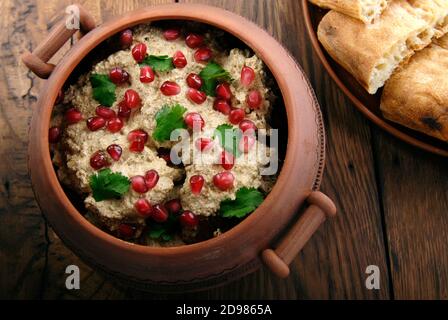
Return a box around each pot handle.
[21,4,95,79]
[261,191,336,278]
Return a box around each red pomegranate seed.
[190,175,205,195]
[220,150,235,170]
[213,172,234,191]
[160,81,181,96]
[184,112,205,130]
[48,126,62,144]
[187,88,207,104]
[213,99,231,115]
[144,169,159,189]
[128,129,148,143]
[173,51,187,68]
[118,223,136,238]
[180,211,199,228]
[106,144,122,161]
[246,90,263,109]
[65,108,83,124]
[239,134,256,153]
[241,66,255,87]
[118,102,131,120]
[229,108,245,125]
[119,29,133,48]
[163,28,181,41]
[185,33,204,48]
[106,117,124,133]
[134,198,153,217]
[131,175,149,193]
[194,47,213,62]
[215,83,232,101]
[129,138,145,153]
[140,66,155,83]
[124,89,141,109]
[55,89,64,104]
[86,116,106,131]
[90,151,110,170]
[132,43,147,62]
[165,199,182,215]
[186,73,203,89]
[239,119,257,133]
[96,106,116,119]
[151,204,169,223]
[195,138,213,151]
[109,67,129,85]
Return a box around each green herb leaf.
[90,74,116,107]
[220,187,264,218]
[152,104,187,142]
[89,168,130,202]
[199,62,232,96]
[214,124,241,157]
[147,214,177,242]
[141,55,174,72]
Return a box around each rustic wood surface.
[0,0,446,300]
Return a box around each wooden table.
[1,0,447,300]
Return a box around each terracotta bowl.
[22,3,336,292]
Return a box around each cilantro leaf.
[219,188,264,218]
[147,214,177,242]
[199,62,231,96]
[141,55,174,72]
[214,124,241,157]
[152,104,187,142]
[90,74,116,107]
[89,168,130,202]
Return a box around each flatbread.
[309,0,388,24]
[317,0,448,94]
[380,35,448,142]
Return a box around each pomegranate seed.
[195,138,213,152]
[106,144,122,161]
[134,198,152,217]
[151,204,169,223]
[48,126,62,143]
[128,129,148,143]
[118,223,136,238]
[239,119,257,133]
[129,138,145,153]
[185,33,204,48]
[213,99,231,115]
[165,199,182,215]
[229,108,245,125]
[96,106,116,119]
[194,47,213,62]
[124,89,141,109]
[86,116,106,131]
[90,151,110,170]
[140,66,155,83]
[241,66,255,87]
[132,43,147,62]
[173,51,187,68]
[216,83,232,101]
[119,29,133,48]
[246,90,263,109]
[239,134,256,153]
[187,88,207,104]
[190,175,205,195]
[180,211,199,228]
[184,112,205,130]
[131,175,149,193]
[109,67,129,85]
[213,172,234,191]
[163,28,181,41]
[106,117,124,133]
[220,151,235,170]
[65,108,83,124]
[144,169,159,189]
[160,81,181,96]
[118,102,131,120]
[186,73,203,89]
[55,89,64,104]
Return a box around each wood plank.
[372,129,448,299]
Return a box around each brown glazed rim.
[34,3,325,259]
[302,0,448,157]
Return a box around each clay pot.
[23,3,335,292]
